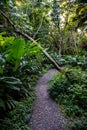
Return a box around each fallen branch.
[0,9,63,71]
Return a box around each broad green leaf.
[7,38,25,71]
[11,38,25,60]
[0,67,3,74]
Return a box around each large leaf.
[10,38,25,60]
[0,76,22,86]
[7,38,25,71]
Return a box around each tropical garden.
[0,0,87,130]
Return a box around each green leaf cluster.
[7,38,25,71]
[0,97,34,130]
[0,33,42,113]
[49,68,87,129]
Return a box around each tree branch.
[33,17,43,39]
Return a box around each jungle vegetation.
[0,0,87,130]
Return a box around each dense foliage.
[0,97,34,130]
[0,0,87,129]
[49,67,87,129]
[0,32,45,129]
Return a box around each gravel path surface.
[29,69,70,130]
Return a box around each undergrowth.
[49,67,87,130]
[0,33,52,130]
[50,52,87,69]
[0,97,34,130]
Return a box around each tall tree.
[51,0,63,55]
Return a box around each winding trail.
[29,69,70,130]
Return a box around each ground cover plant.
[49,67,87,130]
[50,52,87,67]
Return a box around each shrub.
[0,32,42,129]
[50,52,87,68]
[0,97,34,130]
[49,68,87,129]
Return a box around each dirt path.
[29,69,70,130]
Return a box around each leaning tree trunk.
[0,9,63,72]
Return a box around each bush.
[0,97,34,130]
[49,68,87,130]
[50,52,87,68]
[0,32,43,129]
